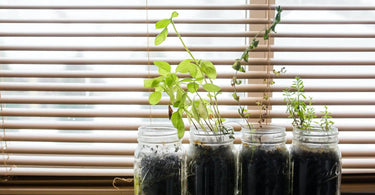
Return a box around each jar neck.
[241,125,286,144]
[189,125,234,145]
[138,125,180,144]
[292,126,339,145]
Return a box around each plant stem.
[170,21,197,63]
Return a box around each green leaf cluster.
[144,11,230,139]
[283,77,334,131]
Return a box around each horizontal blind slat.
[1,45,375,52]
[3,96,375,105]
[2,83,375,92]
[0,32,374,38]
[1,19,374,24]
[1,121,374,131]
[1,58,374,65]
[1,109,375,118]
[3,71,375,79]
[0,5,374,10]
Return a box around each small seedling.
[283,77,334,130]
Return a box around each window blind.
[0,0,375,193]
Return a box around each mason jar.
[291,127,341,195]
[187,125,236,195]
[238,125,290,195]
[134,125,186,195]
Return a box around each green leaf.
[195,69,204,82]
[176,59,197,77]
[165,73,177,87]
[154,61,171,75]
[155,19,170,29]
[252,39,259,47]
[232,60,241,71]
[178,93,187,108]
[144,76,163,88]
[171,111,185,139]
[201,61,217,79]
[263,29,270,40]
[232,93,240,101]
[187,82,199,93]
[203,83,221,92]
[198,101,208,119]
[180,78,193,83]
[155,28,168,46]
[191,100,200,121]
[241,51,249,63]
[171,11,179,18]
[144,79,154,88]
[149,92,161,105]
[239,66,246,73]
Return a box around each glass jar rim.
[189,125,234,144]
[293,126,339,144]
[138,124,180,143]
[293,126,339,136]
[241,125,286,144]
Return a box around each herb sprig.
[144,11,231,139]
[283,77,334,131]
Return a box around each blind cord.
[0,78,11,182]
[146,0,153,124]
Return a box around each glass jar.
[238,125,290,195]
[291,127,341,195]
[134,125,186,195]
[187,125,236,195]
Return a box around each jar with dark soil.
[187,126,236,195]
[134,125,186,195]
[291,127,341,195]
[238,125,290,195]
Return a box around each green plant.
[318,105,335,131]
[232,6,283,129]
[144,11,231,139]
[283,77,334,130]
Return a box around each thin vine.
[232,6,283,129]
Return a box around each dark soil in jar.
[138,154,183,195]
[291,148,341,195]
[239,145,290,195]
[187,143,236,195]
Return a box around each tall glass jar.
[134,125,186,195]
[291,127,341,195]
[238,125,290,195]
[187,126,236,195]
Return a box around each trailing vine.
[232,6,283,129]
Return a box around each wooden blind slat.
[3,96,375,105]
[0,32,375,38]
[0,5,374,10]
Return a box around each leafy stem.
[145,11,229,138]
[232,6,283,129]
